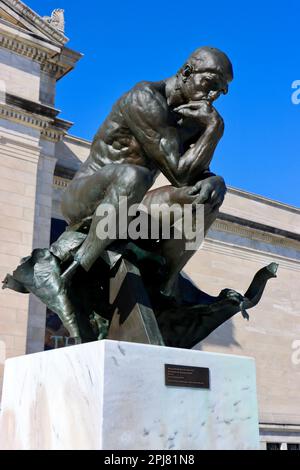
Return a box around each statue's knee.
[120,165,153,197]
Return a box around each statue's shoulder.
[122,80,167,112]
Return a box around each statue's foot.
[5,248,82,338]
[2,273,29,293]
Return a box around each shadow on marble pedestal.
[0,340,260,450]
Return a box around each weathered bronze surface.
[2,46,279,348]
[107,259,164,345]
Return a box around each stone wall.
[0,119,41,394]
[0,0,81,394]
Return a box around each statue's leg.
[61,164,154,276]
[3,248,81,340]
[142,185,220,297]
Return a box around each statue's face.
[181,70,229,104]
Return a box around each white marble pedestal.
[0,340,259,450]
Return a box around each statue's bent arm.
[121,85,223,187]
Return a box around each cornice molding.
[227,186,300,215]
[53,175,69,188]
[0,102,71,142]
[0,30,78,80]
[212,217,300,252]
[41,125,65,143]
[40,61,66,79]
[0,21,82,80]
[203,238,300,272]
[65,134,92,147]
[218,212,300,242]
[260,422,300,433]
[5,93,60,119]
[0,102,51,130]
[0,30,48,61]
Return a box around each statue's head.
[170,47,233,106]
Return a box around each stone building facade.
[0,0,299,450]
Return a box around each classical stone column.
[26,151,57,354]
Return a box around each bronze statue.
[3,47,278,347]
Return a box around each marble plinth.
[0,340,259,450]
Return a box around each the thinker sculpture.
[3,47,278,348]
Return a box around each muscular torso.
[74,81,202,181]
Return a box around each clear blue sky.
[28,0,300,207]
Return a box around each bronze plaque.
[165,364,210,389]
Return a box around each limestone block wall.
[0,48,40,102]
[188,240,300,427]
[55,134,91,172]
[0,118,41,393]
